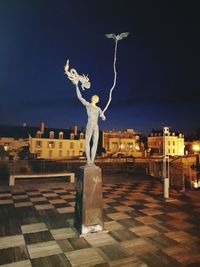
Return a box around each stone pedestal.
[74,165,103,234]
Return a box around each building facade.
[102,129,143,157]
[29,124,85,160]
[148,130,184,156]
[0,123,85,160]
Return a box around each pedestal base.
[74,164,103,235]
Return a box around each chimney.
[74,125,78,136]
[40,122,45,134]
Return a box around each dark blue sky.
[0,0,199,135]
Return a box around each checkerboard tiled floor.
[0,177,200,266]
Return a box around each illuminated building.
[148,130,184,156]
[29,123,85,159]
[102,129,143,157]
[0,123,85,160]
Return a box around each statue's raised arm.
[75,85,89,106]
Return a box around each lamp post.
[192,144,200,154]
[163,127,170,199]
[3,143,10,160]
[4,144,9,152]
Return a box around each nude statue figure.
[76,86,106,165]
[65,60,105,165]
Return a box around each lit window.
[80,142,83,149]
[48,141,55,148]
[59,142,62,149]
[72,150,75,156]
[49,150,52,158]
[37,150,42,157]
[70,142,74,149]
[127,143,133,149]
[120,143,126,149]
[59,150,62,157]
[36,140,42,147]
[112,142,118,149]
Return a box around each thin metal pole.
[163,127,169,199]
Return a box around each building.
[29,123,85,160]
[0,125,30,159]
[148,129,184,156]
[102,129,143,157]
[0,123,85,160]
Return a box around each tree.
[18,146,30,160]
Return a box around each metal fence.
[0,160,73,178]
[147,160,199,189]
[0,159,148,179]
[2,159,198,189]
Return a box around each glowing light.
[135,144,140,150]
[4,144,9,151]
[120,144,124,149]
[192,144,200,152]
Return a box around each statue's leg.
[91,126,99,163]
[85,124,93,164]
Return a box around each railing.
[147,159,199,189]
[6,160,73,175]
[0,159,148,179]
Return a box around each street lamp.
[163,127,170,199]
[4,143,9,152]
[192,144,200,153]
[3,143,10,160]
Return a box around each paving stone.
[0,177,200,266]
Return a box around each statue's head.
[91,95,99,104]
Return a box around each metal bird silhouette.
[105,32,130,41]
[103,31,129,114]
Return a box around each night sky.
[0,0,199,135]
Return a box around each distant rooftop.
[0,124,84,140]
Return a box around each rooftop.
[0,125,83,140]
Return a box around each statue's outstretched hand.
[64,60,79,86]
[71,78,79,86]
[64,61,70,75]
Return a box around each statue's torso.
[86,104,100,124]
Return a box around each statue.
[64,32,129,165]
